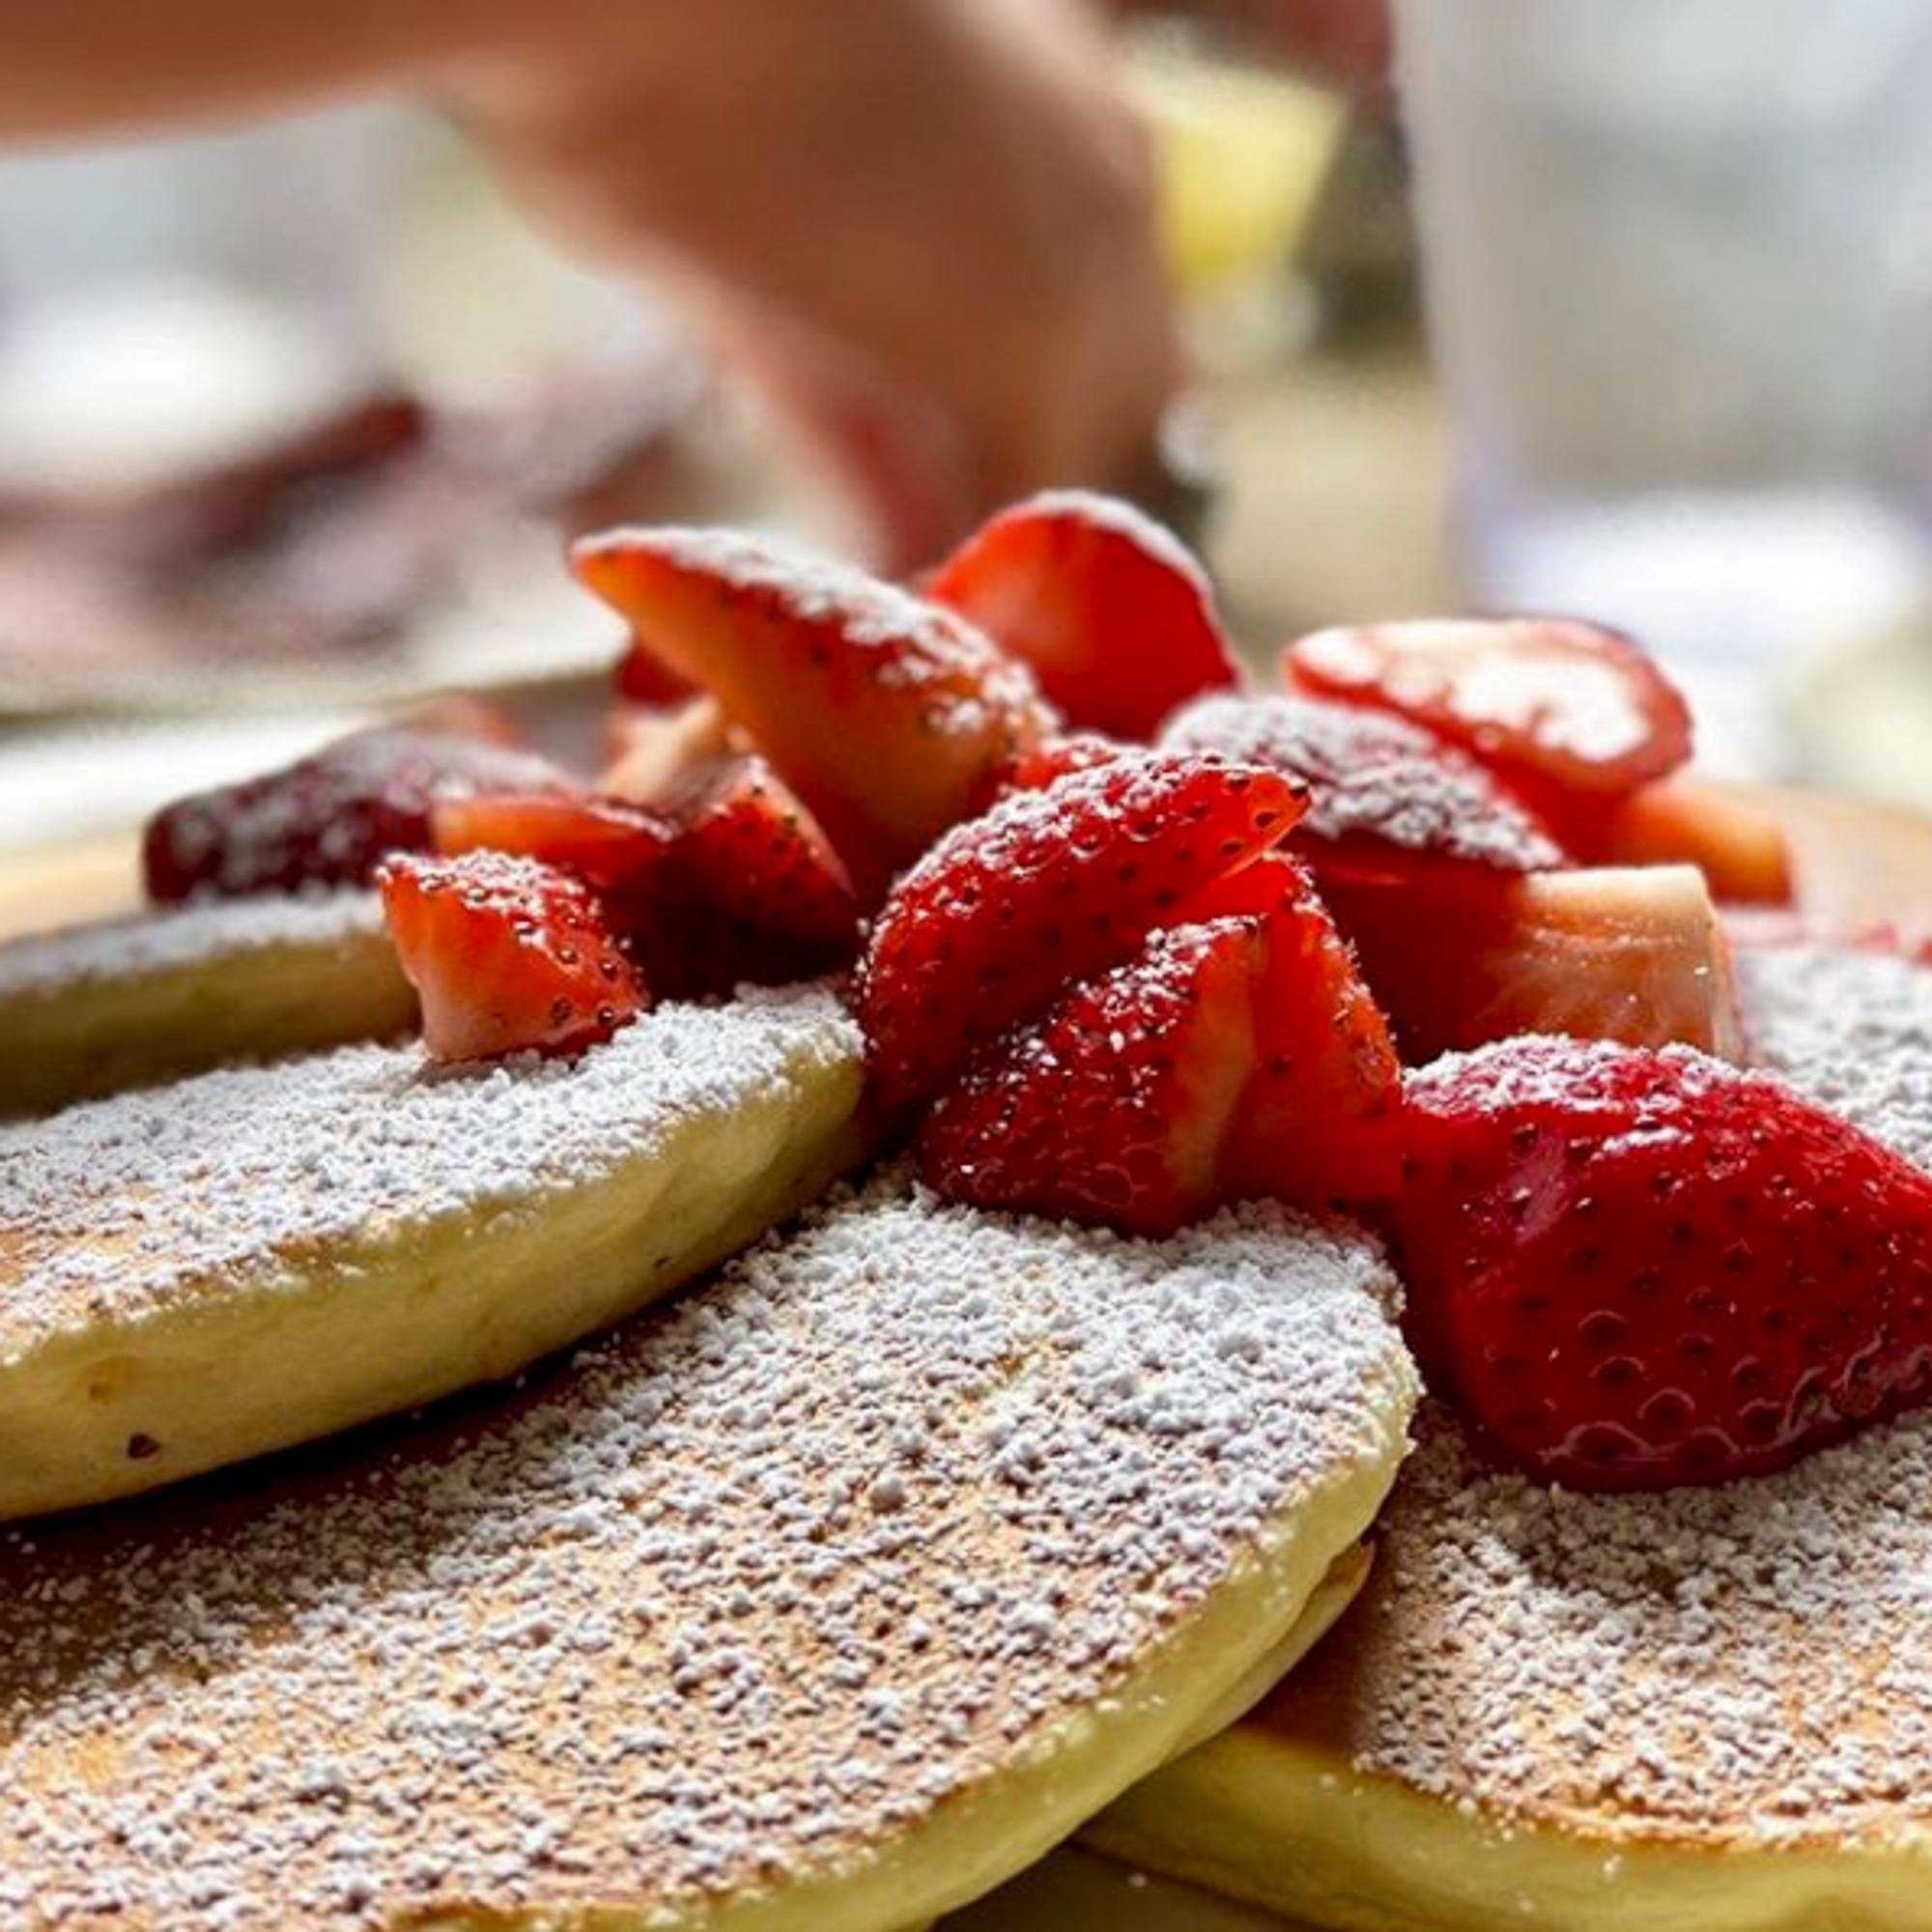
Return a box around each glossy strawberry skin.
[926,491,1242,741]
[918,918,1264,1236]
[1184,854,1404,1208]
[145,726,567,903]
[1164,693,1571,885]
[1395,1037,1932,1491]
[970,731,1126,814]
[858,753,1305,1117]
[380,851,648,1064]
[1284,615,1692,798]
[432,792,673,894]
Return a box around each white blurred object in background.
[1396,0,1932,774]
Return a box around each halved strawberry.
[969,730,1127,813]
[1324,863,1744,1065]
[1164,692,1571,882]
[858,752,1304,1116]
[1587,778,1794,905]
[380,851,648,1064]
[144,726,571,903]
[925,491,1242,740]
[1395,1037,1932,1490]
[1187,854,1404,1207]
[918,918,1264,1236]
[431,791,672,893]
[572,527,1054,895]
[1285,616,1692,798]
[659,753,860,960]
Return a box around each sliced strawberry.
[1394,1037,1932,1491]
[614,632,698,708]
[918,918,1264,1236]
[659,752,860,960]
[380,851,648,1064]
[601,696,737,808]
[859,752,1304,1115]
[144,726,571,903]
[1323,864,1745,1065]
[1163,693,1571,884]
[972,731,1128,813]
[1587,778,1794,905]
[1187,854,1404,1208]
[572,527,1054,895]
[925,491,1242,740]
[431,791,672,894]
[1285,616,1692,798]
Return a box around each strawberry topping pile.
[1394,1036,1932,1492]
[860,751,1402,1234]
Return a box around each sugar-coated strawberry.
[859,752,1304,1116]
[918,918,1264,1236]
[970,730,1127,813]
[1322,863,1745,1065]
[659,753,860,959]
[1164,693,1570,883]
[1394,1037,1932,1491]
[1587,778,1794,904]
[1285,616,1692,799]
[572,526,1054,895]
[432,792,672,893]
[1186,854,1404,1207]
[925,491,1242,740]
[145,726,568,903]
[380,851,648,1064]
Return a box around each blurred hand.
[450,0,1180,571]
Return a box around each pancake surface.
[0,892,413,1117]
[0,985,864,1517]
[0,1176,1414,1930]
[1095,940,1932,1931]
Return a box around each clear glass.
[1395,0,1932,689]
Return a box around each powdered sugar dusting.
[1276,942,1932,1848]
[1164,693,1567,872]
[1012,491,1216,601]
[0,985,858,1358]
[0,891,384,1004]
[0,1178,1410,1927]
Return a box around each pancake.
[0,985,864,1519]
[1092,939,1932,1931]
[0,892,414,1118]
[0,1175,1416,1929]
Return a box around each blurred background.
[3,0,1931,909]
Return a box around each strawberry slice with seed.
[918,918,1264,1236]
[573,526,1054,895]
[380,851,648,1064]
[1395,1036,1932,1491]
[926,491,1241,741]
[431,792,673,894]
[859,752,1304,1115]
[1285,615,1692,798]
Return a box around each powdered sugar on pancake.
[0,891,384,1003]
[1299,942,1932,1847]
[0,1177,1411,1927]
[0,985,858,1356]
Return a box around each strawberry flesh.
[380,851,648,1064]
[858,752,1305,1116]
[1164,693,1570,883]
[1285,616,1692,798]
[145,725,568,903]
[1586,778,1794,905]
[573,527,1054,896]
[918,918,1264,1236]
[926,491,1241,741]
[432,792,672,894]
[1394,1037,1932,1491]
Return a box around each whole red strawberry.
[858,752,1305,1116]
[918,918,1264,1236]
[381,851,648,1064]
[145,726,567,903]
[1395,1037,1932,1491]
